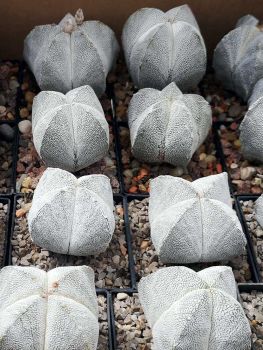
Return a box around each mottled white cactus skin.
[122,5,206,91]
[24,10,119,96]
[240,81,263,162]
[28,168,115,256]
[0,265,99,350]
[255,194,263,228]
[213,14,263,101]
[128,82,212,166]
[149,172,246,263]
[138,266,251,350]
[32,85,109,172]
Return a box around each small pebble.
[18,120,32,134]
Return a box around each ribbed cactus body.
[149,173,246,263]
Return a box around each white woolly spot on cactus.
[27,168,115,256]
[122,4,206,90]
[0,266,99,349]
[63,18,77,33]
[148,172,247,263]
[138,265,251,350]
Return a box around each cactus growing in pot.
[128,82,212,167]
[0,265,99,349]
[32,85,109,172]
[24,9,119,96]
[28,168,115,256]
[213,14,263,101]
[149,172,246,263]
[122,4,206,91]
[138,265,251,350]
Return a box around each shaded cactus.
[122,4,206,91]
[32,85,109,172]
[0,265,99,349]
[149,173,246,263]
[128,82,211,166]
[213,14,263,101]
[240,80,263,162]
[138,265,251,350]
[24,9,119,96]
[28,168,115,256]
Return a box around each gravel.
[121,126,222,194]
[241,291,263,350]
[11,196,130,288]
[98,294,109,350]
[128,198,252,283]
[0,138,13,193]
[114,293,152,349]
[0,61,19,121]
[0,201,8,266]
[241,199,263,280]
[200,73,247,123]
[219,124,263,194]
[112,60,134,122]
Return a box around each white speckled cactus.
[149,172,246,263]
[28,168,115,256]
[128,82,212,166]
[240,80,263,162]
[0,265,99,350]
[138,266,251,350]
[24,9,119,96]
[255,194,263,228]
[122,4,206,91]
[213,14,263,101]
[32,85,109,172]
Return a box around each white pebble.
[18,120,32,134]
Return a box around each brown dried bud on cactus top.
[75,8,84,25]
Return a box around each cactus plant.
[240,80,263,162]
[213,14,263,101]
[0,265,99,349]
[32,85,109,172]
[149,172,246,263]
[24,9,119,96]
[138,265,251,350]
[255,194,263,228]
[128,82,212,166]
[28,168,115,256]
[122,4,206,91]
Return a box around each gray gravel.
[128,198,252,283]
[114,293,153,349]
[98,294,109,350]
[241,200,263,280]
[241,291,263,350]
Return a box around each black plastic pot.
[0,195,12,267]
